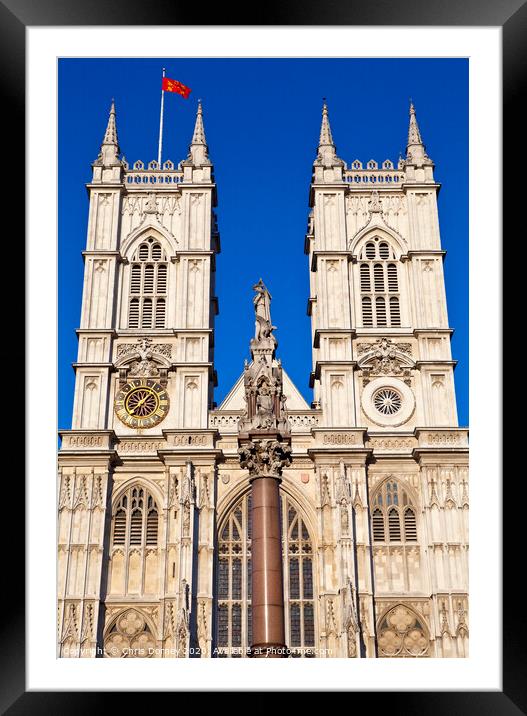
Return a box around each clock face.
[114,378,169,429]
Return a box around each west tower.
[305,102,468,657]
[58,101,220,657]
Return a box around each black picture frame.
[5,0,513,710]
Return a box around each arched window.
[374,264,384,292]
[112,486,159,549]
[360,264,371,292]
[389,297,401,326]
[216,491,316,658]
[376,297,387,326]
[362,297,373,326]
[371,479,418,543]
[128,238,168,328]
[358,238,402,327]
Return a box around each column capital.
[237,433,292,481]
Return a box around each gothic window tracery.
[359,239,401,327]
[371,479,417,543]
[128,238,168,328]
[377,605,429,657]
[216,491,315,657]
[104,609,156,657]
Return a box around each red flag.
[162,77,191,98]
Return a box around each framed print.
[3,0,515,709]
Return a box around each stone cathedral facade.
[58,99,469,659]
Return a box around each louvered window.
[128,298,139,328]
[390,297,401,326]
[113,509,126,545]
[360,264,371,292]
[374,264,384,292]
[372,508,385,542]
[128,238,169,329]
[142,298,152,328]
[387,263,398,292]
[130,509,142,544]
[111,486,159,549]
[144,265,154,293]
[376,297,387,326]
[130,265,141,293]
[146,509,158,545]
[371,480,418,544]
[358,238,402,327]
[157,265,167,293]
[155,299,166,328]
[362,297,373,326]
[388,508,401,541]
[379,242,390,259]
[404,508,417,541]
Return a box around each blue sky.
[58,58,468,428]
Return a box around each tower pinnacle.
[191,100,207,145]
[405,101,431,167]
[97,100,120,167]
[408,102,422,144]
[314,100,344,168]
[185,100,211,166]
[319,100,334,147]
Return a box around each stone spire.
[319,101,334,146]
[97,100,121,167]
[186,100,211,166]
[405,101,431,167]
[192,100,207,145]
[314,100,344,169]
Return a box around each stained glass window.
[216,491,315,657]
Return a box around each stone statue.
[254,383,274,429]
[253,279,276,341]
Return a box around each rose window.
[373,388,402,415]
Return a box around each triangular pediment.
[217,365,310,411]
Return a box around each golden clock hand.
[129,395,148,415]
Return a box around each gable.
[217,365,310,411]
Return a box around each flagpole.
[157,68,166,166]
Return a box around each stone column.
[238,435,291,658]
